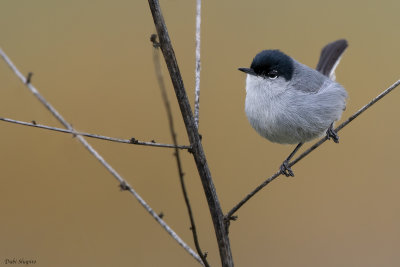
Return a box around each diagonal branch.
[152,38,209,267]
[225,79,400,222]
[291,79,400,165]
[0,47,203,264]
[147,1,234,266]
[0,117,189,149]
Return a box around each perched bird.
[239,39,348,177]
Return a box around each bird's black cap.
[239,50,294,81]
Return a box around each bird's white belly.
[245,93,327,144]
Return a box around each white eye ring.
[267,71,278,79]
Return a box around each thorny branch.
[0,47,203,264]
[225,79,400,225]
[152,35,209,267]
[0,117,190,150]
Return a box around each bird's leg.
[280,142,303,177]
[326,123,339,143]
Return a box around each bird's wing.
[288,58,329,94]
[316,39,348,80]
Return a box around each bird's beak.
[238,67,256,75]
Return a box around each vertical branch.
[194,0,202,128]
[0,48,204,265]
[147,1,234,266]
[152,38,209,267]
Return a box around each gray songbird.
[239,39,348,177]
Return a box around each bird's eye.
[267,70,278,79]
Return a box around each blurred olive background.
[1,0,400,266]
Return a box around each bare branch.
[0,117,190,150]
[225,79,400,222]
[147,1,234,266]
[194,0,202,128]
[152,38,209,267]
[0,47,203,264]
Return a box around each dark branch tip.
[26,72,33,84]
[230,215,238,221]
[150,33,160,48]
[31,120,37,125]
[224,215,238,222]
[158,212,164,219]
[151,139,156,143]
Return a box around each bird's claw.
[280,160,294,177]
[326,124,339,143]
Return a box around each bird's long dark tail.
[316,39,348,78]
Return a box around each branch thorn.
[119,181,130,191]
[130,137,139,144]
[150,34,160,48]
[26,72,33,84]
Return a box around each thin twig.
[0,47,203,264]
[147,1,234,266]
[152,37,209,267]
[225,79,400,222]
[194,0,202,128]
[0,117,190,149]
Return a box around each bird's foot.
[326,123,339,143]
[280,160,294,177]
